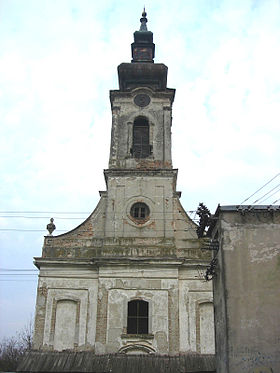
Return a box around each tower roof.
[139,8,148,31]
[118,10,169,91]
[131,9,155,63]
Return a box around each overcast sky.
[1,0,280,339]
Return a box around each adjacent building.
[209,205,280,373]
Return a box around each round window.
[130,202,150,221]
[134,94,151,107]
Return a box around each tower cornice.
[104,168,178,188]
[110,86,175,107]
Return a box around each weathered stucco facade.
[32,12,214,357]
[210,205,280,373]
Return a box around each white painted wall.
[54,300,77,351]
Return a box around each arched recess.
[131,116,151,158]
[53,299,79,351]
[196,300,215,354]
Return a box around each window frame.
[131,116,151,159]
[127,299,149,335]
[130,202,150,222]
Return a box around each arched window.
[127,300,148,334]
[132,117,150,158]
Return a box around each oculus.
[134,94,151,107]
[130,202,150,221]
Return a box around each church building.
[32,11,214,356]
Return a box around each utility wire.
[0,212,197,216]
[257,187,280,204]
[240,172,280,205]
[0,228,197,232]
[0,211,91,214]
[0,216,199,233]
[0,229,66,232]
[0,268,37,271]
[0,216,86,220]
[252,183,280,204]
[0,279,37,282]
[0,273,38,276]
[0,210,197,215]
[0,216,199,222]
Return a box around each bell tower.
[109,9,174,170]
[104,11,177,241]
[32,11,214,358]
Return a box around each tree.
[0,318,33,371]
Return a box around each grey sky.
[1,0,280,338]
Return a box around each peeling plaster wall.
[109,88,173,170]
[33,261,214,354]
[213,209,280,373]
[33,267,98,351]
[32,82,215,356]
[179,268,214,354]
[33,188,214,354]
[105,173,175,239]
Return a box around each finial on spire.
[131,8,155,63]
[140,7,148,31]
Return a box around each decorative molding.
[119,342,155,354]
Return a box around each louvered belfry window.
[132,117,150,158]
[127,300,149,334]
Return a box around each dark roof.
[216,205,280,212]
[17,351,216,373]
[117,63,168,91]
[207,204,280,236]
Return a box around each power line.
[0,210,197,215]
[240,172,280,205]
[0,229,66,232]
[0,272,59,274]
[0,279,37,282]
[0,216,198,223]
[0,212,197,217]
[0,216,86,220]
[0,211,91,214]
[252,183,280,204]
[0,268,37,271]
[257,187,280,204]
[0,228,197,233]
[0,216,198,233]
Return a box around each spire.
[139,8,148,31]
[131,9,155,63]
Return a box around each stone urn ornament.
[46,218,56,236]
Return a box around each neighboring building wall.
[212,206,280,373]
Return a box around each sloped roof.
[17,351,216,373]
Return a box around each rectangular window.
[127,300,148,334]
